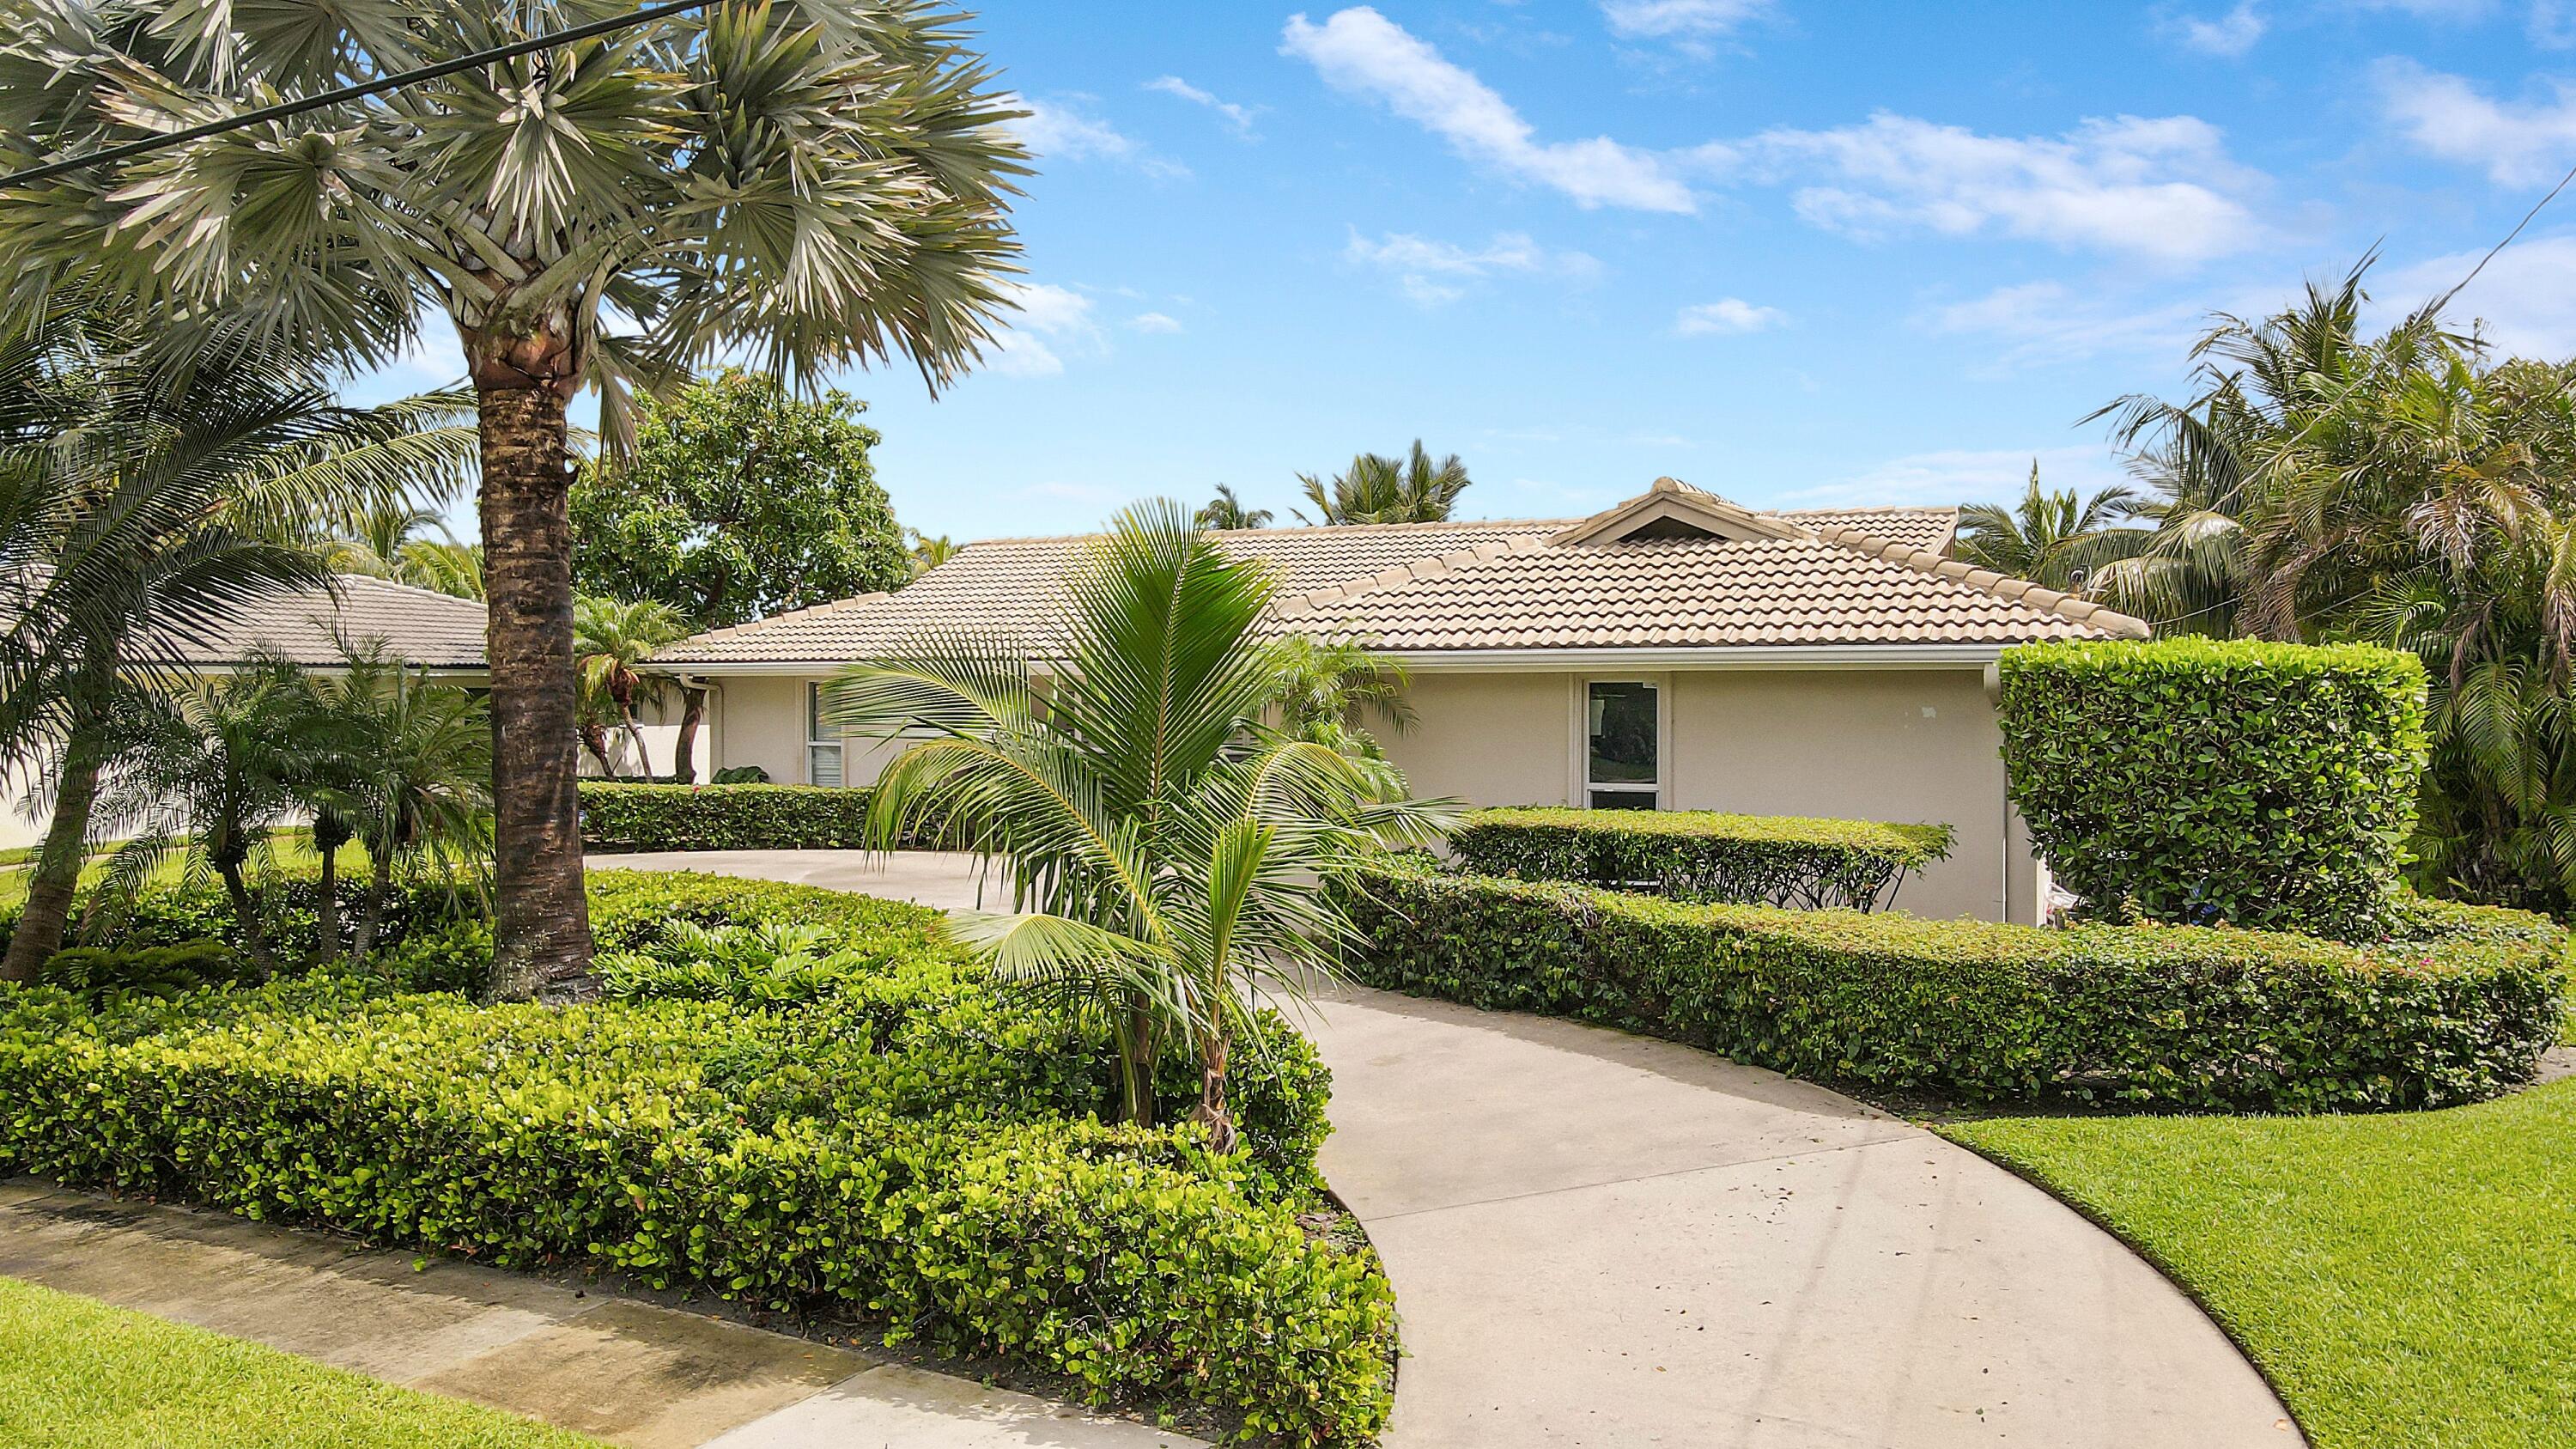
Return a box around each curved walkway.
[595,851,2301,1449]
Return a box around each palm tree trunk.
[1194,1028,1235,1154]
[1118,997,1158,1128]
[0,721,108,982]
[313,817,348,959]
[355,843,394,957]
[671,685,706,783]
[216,851,270,971]
[580,721,620,778]
[474,377,597,1004]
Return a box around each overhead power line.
[2,0,715,188]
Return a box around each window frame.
[806,680,845,787]
[1573,676,1668,810]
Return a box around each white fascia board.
[1384,645,2008,672]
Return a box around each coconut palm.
[1195,484,1272,530]
[835,502,1448,1148]
[1953,463,2143,593]
[574,596,687,778]
[1294,441,1472,524]
[0,309,478,981]
[2,0,1030,1001]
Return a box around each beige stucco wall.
[710,663,2043,923]
[1379,667,2040,922]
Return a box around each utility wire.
[2,0,715,188]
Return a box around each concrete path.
[595,851,2304,1449]
[0,1182,1200,1449]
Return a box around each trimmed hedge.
[579,781,878,852]
[1334,860,2567,1111]
[1449,807,1954,911]
[1997,639,2430,938]
[0,872,1383,1443]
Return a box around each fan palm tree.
[575,596,687,778]
[835,502,1448,1148]
[1195,483,1272,530]
[1953,463,2143,593]
[2,0,1030,1001]
[1294,441,1473,524]
[0,310,478,981]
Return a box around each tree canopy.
[572,370,909,631]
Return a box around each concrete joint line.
[1363,1128,1921,1223]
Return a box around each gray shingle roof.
[655,492,2136,666]
[164,575,487,668]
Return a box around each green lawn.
[1943,1081,2576,1449]
[0,1276,602,1449]
[0,834,369,907]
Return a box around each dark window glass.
[1587,681,1658,795]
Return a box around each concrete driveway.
[591,851,2302,1449]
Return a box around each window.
[1585,680,1659,810]
[806,682,843,787]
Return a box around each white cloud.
[1344,228,1602,306]
[2376,60,2576,185]
[1925,280,2208,366]
[1719,112,2267,263]
[1599,0,1771,39]
[2537,0,2576,46]
[2162,2,2266,56]
[1145,75,1258,137]
[988,283,1105,379]
[1009,95,1189,179]
[1784,445,2128,509]
[1127,311,1185,333]
[1281,7,1695,212]
[1674,298,1789,335]
[2381,234,2576,358]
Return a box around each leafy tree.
[1295,441,1472,524]
[2089,255,2576,911]
[574,370,911,781]
[836,502,1447,1146]
[0,312,476,982]
[5,1,1030,1002]
[574,596,688,779]
[1196,484,1272,530]
[1953,463,2143,592]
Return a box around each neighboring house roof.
[167,575,488,669]
[656,482,2137,667]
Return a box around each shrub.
[0,985,1392,1442]
[578,781,878,852]
[710,764,769,784]
[1334,860,2566,1111]
[1997,638,2430,938]
[1449,807,1954,911]
[34,941,246,1002]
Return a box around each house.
[653,479,2150,922]
[0,575,495,849]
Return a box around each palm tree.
[3,1,1030,1001]
[1196,484,1272,530]
[327,498,453,576]
[1267,636,1414,761]
[574,597,687,779]
[1953,463,2143,593]
[0,311,478,981]
[336,655,493,957]
[835,502,1448,1147]
[1294,441,1473,524]
[906,527,962,577]
[394,540,487,600]
[108,664,312,966]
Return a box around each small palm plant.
[835,502,1448,1148]
[319,647,494,956]
[575,597,688,778]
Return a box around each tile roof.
[657,491,2136,665]
[162,575,488,668]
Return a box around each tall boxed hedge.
[1997,639,2428,938]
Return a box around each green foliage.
[1450,807,1954,911]
[1293,441,1472,524]
[1997,638,2429,937]
[0,870,1378,1441]
[1334,860,2566,1111]
[571,372,910,632]
[578,782,879,852]
[710,765,769,785]
[34,941,246,1002]
[1952,461,2144,591]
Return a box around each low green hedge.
[578,781,878,852]
[1334,860,2567,1111]
[0,872,1381,1442]
[1449,807,1954,911]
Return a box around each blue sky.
[385,0,2576,542]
